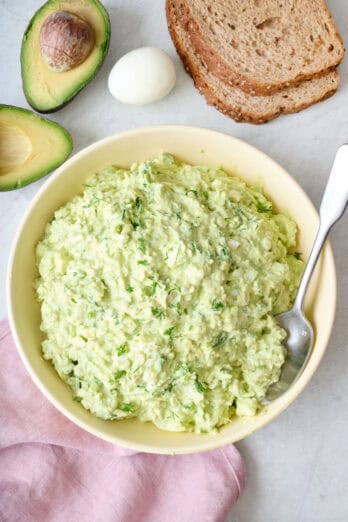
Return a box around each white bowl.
[7,126,336,454]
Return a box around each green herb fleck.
[138,238,146,254]
[186,189,198,197]
[114,370,127,380]
[256,201,273,213]
[183,307,188,315]
[191,241,203,254]
[212,299,224,311]
[173,205,182,220]
[88,194,100,207]
[120,208,127,221]
[202,191,209,200]
[179,362,191,374]
[218,244,231,258]
[135,197,143,214]
[112,311,120,325]
[126,285,134,293]
[131,219,145,230]
[164,326,175,338]
[213,330,229,348]
[145,281,157,297]
[137,260,149,266]
[73,396,82,402]
[152,307,164,319]
[121,403,134,413]
[163,382,173,393]
[117,344,128,356]
[195,379,206,393]
[294,252,302,260]
[142,162,151,174]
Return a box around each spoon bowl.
[262,309,313,403]
[263,144,348,403]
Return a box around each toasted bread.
[172,0,344,95]
[167,0,340,123]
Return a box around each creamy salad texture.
[35,153,304,433]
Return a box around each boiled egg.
[108,47,176,105]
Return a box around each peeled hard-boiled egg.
[108,47,176,105]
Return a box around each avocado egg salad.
[35,153,304,433]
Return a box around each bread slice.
[172,0,344,96]
[166,0,340,124]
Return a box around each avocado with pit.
[0,105,73,191]
[21,0,110,113]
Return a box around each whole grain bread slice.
[172,0,344,96]
[166,0,340,124]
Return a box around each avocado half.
[0,105,73,191]
[21,0,110,113]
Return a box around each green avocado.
[21,0,110,113]
[0,105,72,191]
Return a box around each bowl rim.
[6,125,337,454]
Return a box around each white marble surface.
[1,1,348,520]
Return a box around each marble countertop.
[1,1,347,520]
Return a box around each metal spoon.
[263,144,348,403]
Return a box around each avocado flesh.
[0,105,73,191]
[21,0,110,113]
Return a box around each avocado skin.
[0,104,73,191]
[21,0,111,113]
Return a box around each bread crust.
[172,0,344,96]
[166,0,339,124]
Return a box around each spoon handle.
[294,144,348,311]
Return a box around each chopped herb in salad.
[35,153,304,433]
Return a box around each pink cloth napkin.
[0,318,245,522]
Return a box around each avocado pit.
[21,0,111,112]
[39,10,95,72]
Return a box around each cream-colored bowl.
[7,126,336,454]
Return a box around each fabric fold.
[0,319,245,522]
